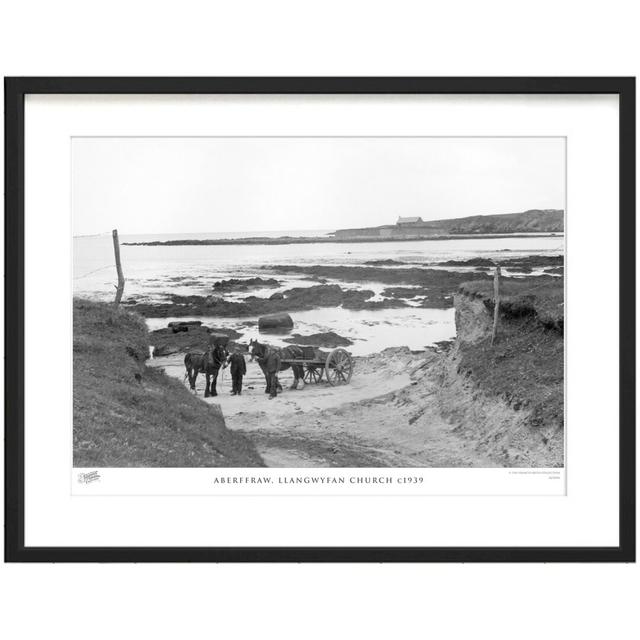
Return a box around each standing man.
[228,348,247,395]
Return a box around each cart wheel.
[325,348,353,386]
[304,364,323,384]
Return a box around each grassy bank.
[73,299,264,467]
[459,277,563,331]
[456,279,564,437]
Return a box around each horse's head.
[249,338,264,361]
[215,343,227,363]
[205,342,227,367]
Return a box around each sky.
[72,137,565,236]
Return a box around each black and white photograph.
[2,2,638,635]
[4,74,634,568]
[73,136,565,470]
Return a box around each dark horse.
[184,343,228,397]
[249,339,305,398]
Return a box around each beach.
[74,230,564,468]
[149,344,508,467]
[74,231,563,354]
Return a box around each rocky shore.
[150,278,563,467]
[123,256,562,320]
[98,241,565,468]
[142,270,563,468]
[126,283,409,317]
[437,254,564,273]
[212,277,281,291]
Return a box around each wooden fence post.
[491,265,501,345]
[112,229,125,305]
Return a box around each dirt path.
[150,348,497,468]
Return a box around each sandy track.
[150,348,497,467]
[150,351,413,416]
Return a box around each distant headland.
[123,209,564,246]
[332,209,563,239]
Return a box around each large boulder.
[208,332,230,346]
[213,277,281,291]
[168,320,202,333]
[258,312,293,331]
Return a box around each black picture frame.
[4,77,636,563]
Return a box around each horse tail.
[183,353,192,382]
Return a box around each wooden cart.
[280,347,354,386]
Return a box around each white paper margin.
[24,94,618,547]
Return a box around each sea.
[73,230,564,356]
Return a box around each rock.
[432,340,454,352]
[364,259,406,266]
[154,344,181,356]
[438,257,496,267]
[206,326,243,340]
[510,266,533,273]
[128,281,415,318]
[383,286,426,298]
[209,332,230,346]
[269,291,285,300]
[213,277,281,291]
[168,320,202,333]
[258,312,294,330]
[437,255,563,271]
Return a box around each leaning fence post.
[491,265,501,345]
[112,229,125,306]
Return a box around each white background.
[1,1,638,639]
[26,95,603,547]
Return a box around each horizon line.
[73,207,565,238]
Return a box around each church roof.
[397,216,423,224]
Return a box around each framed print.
[4,77,635,562]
